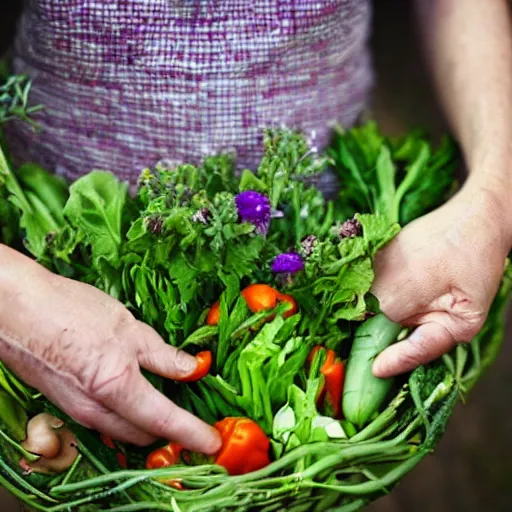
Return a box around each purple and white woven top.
[7,0,373,184]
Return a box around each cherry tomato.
[206,284,298,327]
[276,292,298,319]
[100,434,116,450]
[116,453,128,469]
[206,301,221,326]
[307,346,345,418]
[145,443,183,470]
[241,284,279,313]
[178,351,212,383]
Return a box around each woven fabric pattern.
[6,0,373,183]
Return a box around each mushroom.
[19,413,79,474]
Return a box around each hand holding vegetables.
[372,184,512,378]
[0,245,221,454]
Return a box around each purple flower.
[339,218,362,239]
[300,235,318,257]
[272,252,305,274]
[146,215,164,235]
[191,208,211,225]
[235,190,271,234]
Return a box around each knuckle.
[113,309,140,339]
[449,312,486,343]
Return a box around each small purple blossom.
[191,208,211,225]
[339,218,362,239]
[300,235,318,257]
[235,190,271,234]
[146,215,164,235]
[272,252,305,274]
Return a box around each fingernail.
[405,330,422,344]
[208,428,223,454]
[176,350,198,375]
[372,357,385,377]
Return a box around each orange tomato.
[307,346,345,418]
[241,284,279,313]
[178,351,212,383]
[116,453,128,469]
[276,292,298,319]
[100,434,116,450]
[206,302,221,326]
[145,443,183,470]
[214,417,270,476]
[206,285,298,327]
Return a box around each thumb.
[372,322,456,378]
[135,321,198,379]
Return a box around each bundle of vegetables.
[0,73,511,512]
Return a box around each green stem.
[102,504,180,512]
[330,499,369,512]
[72,440,135,505]
[59,453,82,487]
[0,427,39,462]
[48,475,151,512]
[302,451,425,496]
[0,472,49,511]
[51,466,224,496]
[349,386,409,443]
[0,453,58,504]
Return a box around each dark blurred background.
[1,1,512,511]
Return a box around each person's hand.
[371,183,511,378]
[0,246,221,454]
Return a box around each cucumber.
[342,314,403,428]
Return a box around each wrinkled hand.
[0,246,221,454]
[372,184,511,378]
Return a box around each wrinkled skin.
[0,246,221,453]
[372,184,511,377]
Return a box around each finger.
[101,371,221,455]
[135,321,198,380]
[44,387,157,446]
[372,322,456,378]
[88,408,158,447]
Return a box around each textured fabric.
[6,0,373,184]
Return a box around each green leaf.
[391,141,430,224]
[180,326,218,350]
[17,163,68,226]
[0,149,57,257]
[374,146,397,223]
[224,236,265,278]
[0,390,28,441]
[168,254,199,304]
[64,171,128,268]
[217,295,249,367]
[357,213,400,254]
[399,137,458,224]
[237,317,285,430]
[239,169,268,193]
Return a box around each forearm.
[415,0,512,195]
[0,244,39,297]
[0,244,50,358]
